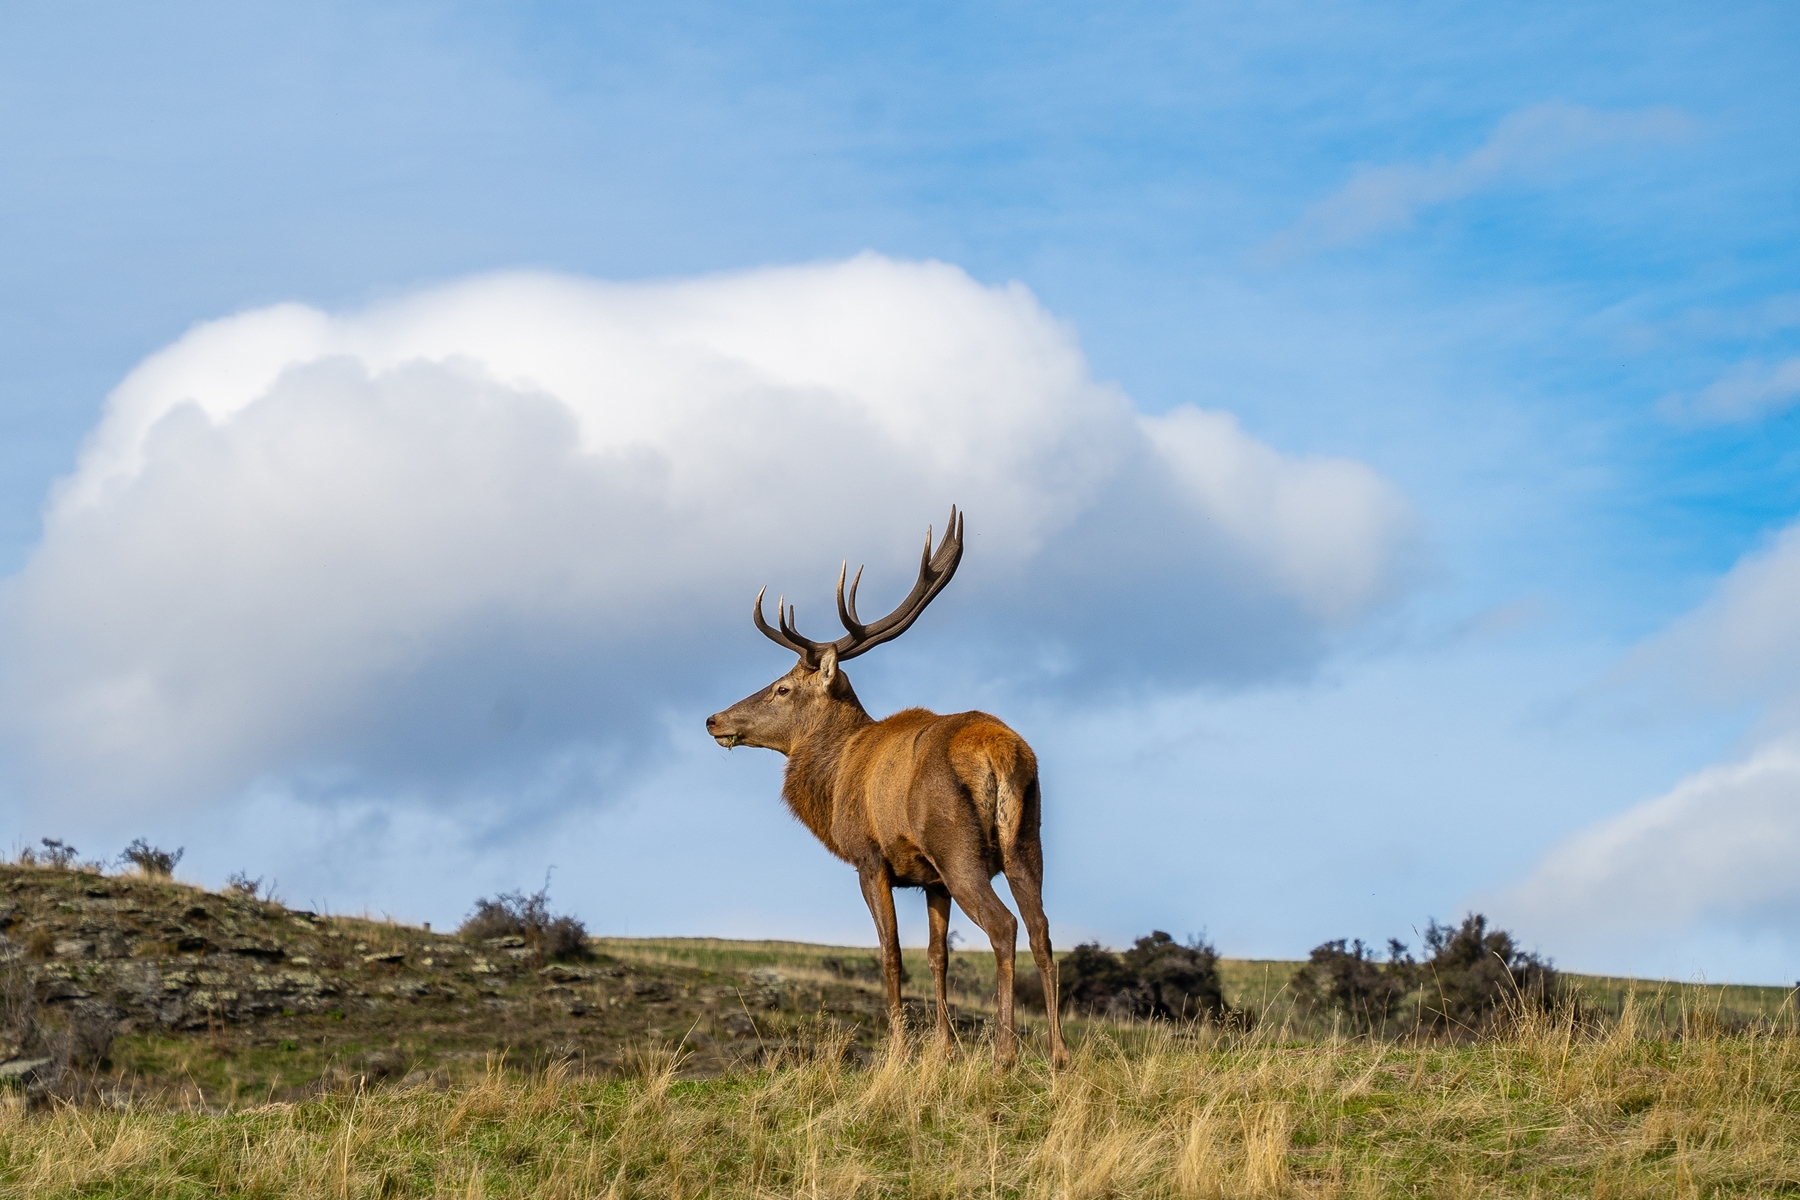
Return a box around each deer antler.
[752,506,964,667]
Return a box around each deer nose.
[705,713,718,730]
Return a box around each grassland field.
[3,866,1799,1197]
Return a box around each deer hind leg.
[1000,779,1069,1069]
[858,862,908,1053]
[938,864,1018,1070]
[925,885,954,1055]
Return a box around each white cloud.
[1492,743,1800,957]
[1644,521,1800,711]
[1489,516,1800,979]
[1660,356,1800,424]
[1142,407,1414,624]
[0,255,1419,817]
[1264,102,1693,258]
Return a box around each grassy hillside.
[7,861,1800,1196]
[0,865,918,1106]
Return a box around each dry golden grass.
[4,995,1798,1198]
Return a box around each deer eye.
[775,685,790,696]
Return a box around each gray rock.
[749,968,785,1009]
[0,1058,53,1083]
[36,978,90,1002]
[272,970,332,995]
[228,940,286,960]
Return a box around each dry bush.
[16,838,80,870]
[118,838,183,878]
[459,884,588,961]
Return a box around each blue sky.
[3,2,1798,981]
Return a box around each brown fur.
[707,649,1068,1069]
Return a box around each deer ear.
[817,644,839,685]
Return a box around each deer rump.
[830,710,1037,889]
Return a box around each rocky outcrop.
[0,864,541,1070]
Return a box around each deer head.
[705,507,964,753]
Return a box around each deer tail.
[994,743,1038,865]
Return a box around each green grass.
[6,1006,1799,1197]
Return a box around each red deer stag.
[705,508,1068,1070]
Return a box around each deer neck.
[780,695,873,853]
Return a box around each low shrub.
[120,838,183,878]
[460,884,589,961]
[1416,913,1557,1032]
[1058,931,1237,1022]
[19,838,80,870]
[1291,938,1415,1032]
[1296,913,1558,1037]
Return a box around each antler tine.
[836,561,868,637]
[753,587,821,665]
[829,504,965,662]
[748,507,964,668]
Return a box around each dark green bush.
[1291,938,1414,1032]
[1058,931,1236,1022]
[1416,913,1556,1032]
[1297,914,1558,1037]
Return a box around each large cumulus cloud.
[0,255,1419,816]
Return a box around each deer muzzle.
[704,712,743,749]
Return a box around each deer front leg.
[925,885,954,1055]
[858,862,908,1052]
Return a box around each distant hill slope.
[0,864,924,1104]
[4,864,1790,1106]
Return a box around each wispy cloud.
[1262,102,1694,259]
[1659,356,1800,424]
